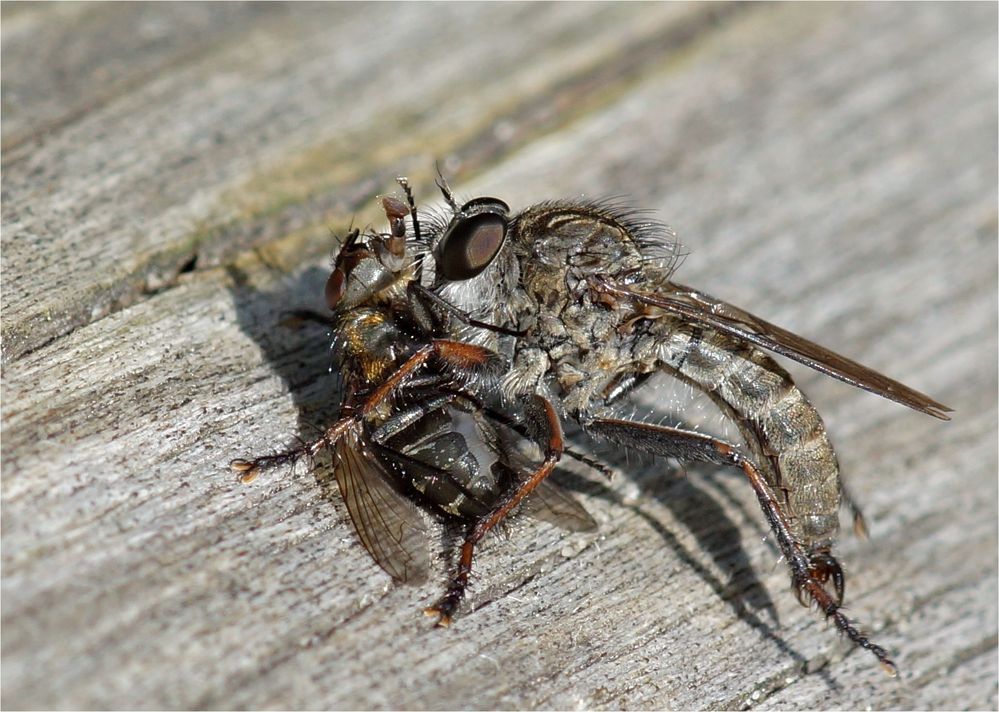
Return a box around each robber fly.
[411,175,951,675]
[232,191,595,597]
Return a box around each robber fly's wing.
[594,277,951,420]
[333,428,430,584]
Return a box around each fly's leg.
[232,340,503,481]
[408,282,525,337]
[461,395,616,479]
[230,418,355,483]
[803,548,845,606]
[361,339,505,417]
[426,395,565,625]
[840,481,869,539]
[586,417,897,676]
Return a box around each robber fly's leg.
[407,282,525,338]
[585,417,897,676]
[471,399,616,480]
[234,342,500,482]
[426,395,565,625]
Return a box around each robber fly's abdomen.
[656,322,841,546]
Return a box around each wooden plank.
[0,1,725,363]
[2,3,996,710]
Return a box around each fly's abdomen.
[374,402,499,519]
[655,322,841,546]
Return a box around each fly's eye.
[325,268,346,310]
[436,198,510,281]
[437,213,507,280]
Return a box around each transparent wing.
[490,425,597,533]
[593,277,952,420]
[333,428,431,584]
[519,475,598,533]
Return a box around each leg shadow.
[226,262,344,505]
[557,430,840,687]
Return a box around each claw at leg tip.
[230,459,260,483]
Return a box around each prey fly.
[233,191,594,600]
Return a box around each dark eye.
[437,212,508,281]
[325,268,346,310]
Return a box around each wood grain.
[3,3,996,709]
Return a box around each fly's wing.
[519,476,598,533]
[487,418,597,533]
[593,277,952,420]
[333,427,431,584]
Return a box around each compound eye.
[325,268,346,310]
[437,213,507,281]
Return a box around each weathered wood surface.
[2,3,996,709]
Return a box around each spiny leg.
[586,417,897,675]
[360,339,503,417]
[408,282,525,337]
[426,395,565,625]
[234,339,501,481]
[230,417,355,483]
[451,391,616,479]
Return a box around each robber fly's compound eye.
[436,198,510,281]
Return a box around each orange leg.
[235,339,502,480]
[426,395,564,625]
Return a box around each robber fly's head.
[433,196,511,282]
[325,197,414,311]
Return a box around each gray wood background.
[2,3,996,709]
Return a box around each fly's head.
[325,196,418,313]
[432,195,511,282]
[427,180,680,329]
[425,185,525,338]
[325,194,426,396]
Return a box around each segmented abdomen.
[654,321,842,547]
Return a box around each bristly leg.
[231,452,301,484]
[231,418,356,484]
[426,395,565,624]
[585,417,898,675]
[802,547,845,605]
